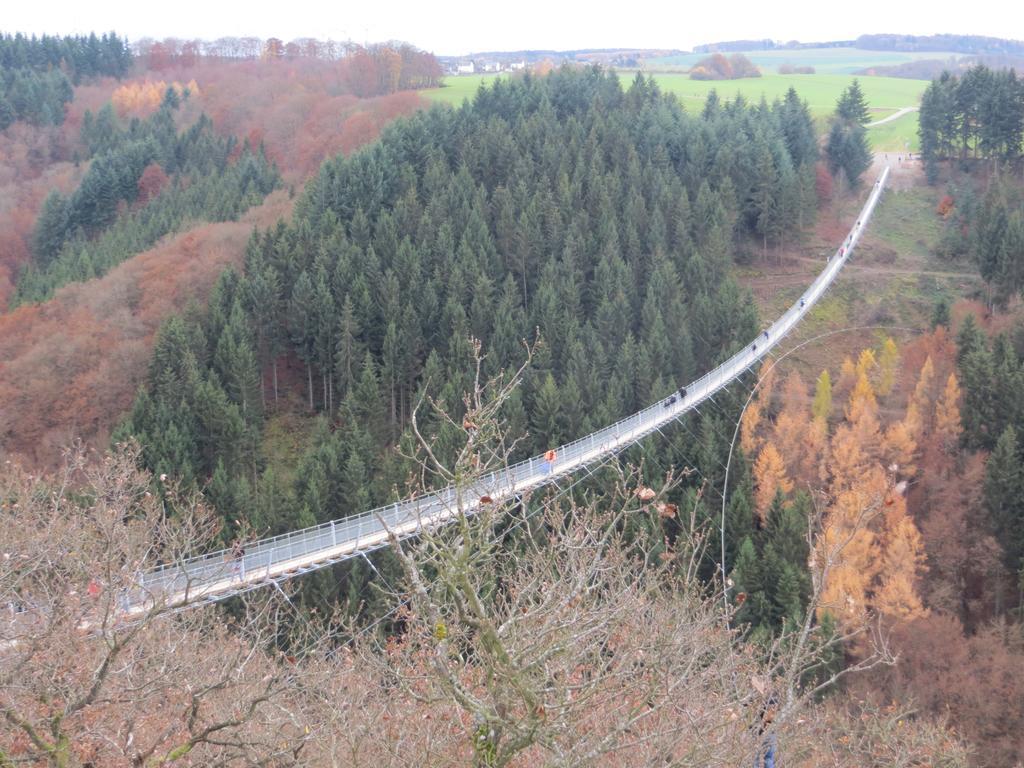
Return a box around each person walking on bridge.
[542,449,557,474]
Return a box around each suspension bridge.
[132,167,891,615]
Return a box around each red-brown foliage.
[135,163,169,205]
[937,194,955,218]
[689,52,761,80]
[861,613,1024,767]
[161,58,428,180]
[0,192,293,471]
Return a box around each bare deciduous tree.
[0,445,319,767]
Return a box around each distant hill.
[438,48,686,69]
[857,54,1024,79]
[854,33,1024,56]
[694,39,853,53]
[694,34,1024,58]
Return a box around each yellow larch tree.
[906,355,935,440]
[933,372,963,451]
[846,369,878,425]
[837,355,857,396]
[856,348,877,380]
[818,473,885,624]
[812,369,832,424]
[881,419,918,478]
[829,424,868,493]
[805,415,830,484]
[753,441,793,523]
[873,495,928,620]
[876,336,899,396]
[772,372,813,483]
[846,370,881,468]
[740,400,763,455]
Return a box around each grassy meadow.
[423,73,510,105]
[423,71,924,151]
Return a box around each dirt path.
[867,106,918,128]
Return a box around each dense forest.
[116,68,818,615]
[935,171,1024,307]
[0,32,130,129]
[0,33,131,130]
[918,63,1024,180]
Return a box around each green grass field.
[423,72,925,151]
[423,74,510,105]
[867,111,920,152]
[646,47,967,75]
[636,73,925,118]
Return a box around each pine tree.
[732,536,771,631]
[335,294,363,401]
[984,425,1024,572]
[931,298,951,329]
[749,135,779,258]
[530,372,562,450]
[32,191,69,266]
[836,79,871,125]
[825,121,871,188]
[960,344,997,449]
[288,271,318,409]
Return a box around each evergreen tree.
[31,191,69,266]
[825,121,871,189]
[836,79,871,125]
[984,425,1024,573]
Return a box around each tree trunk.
[391,380,397,441]
[260,368,266,411]
[272,359,279,403]
[307,363,313,410]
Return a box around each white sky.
[4,0,1024,56]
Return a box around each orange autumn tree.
[874,492,929,620]
[876,336,899,396]
[753,441,794,522]
[111,79,199,117]
[741,362,776,456]
[933,372,962,452]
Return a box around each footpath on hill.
[733,155,981,375]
